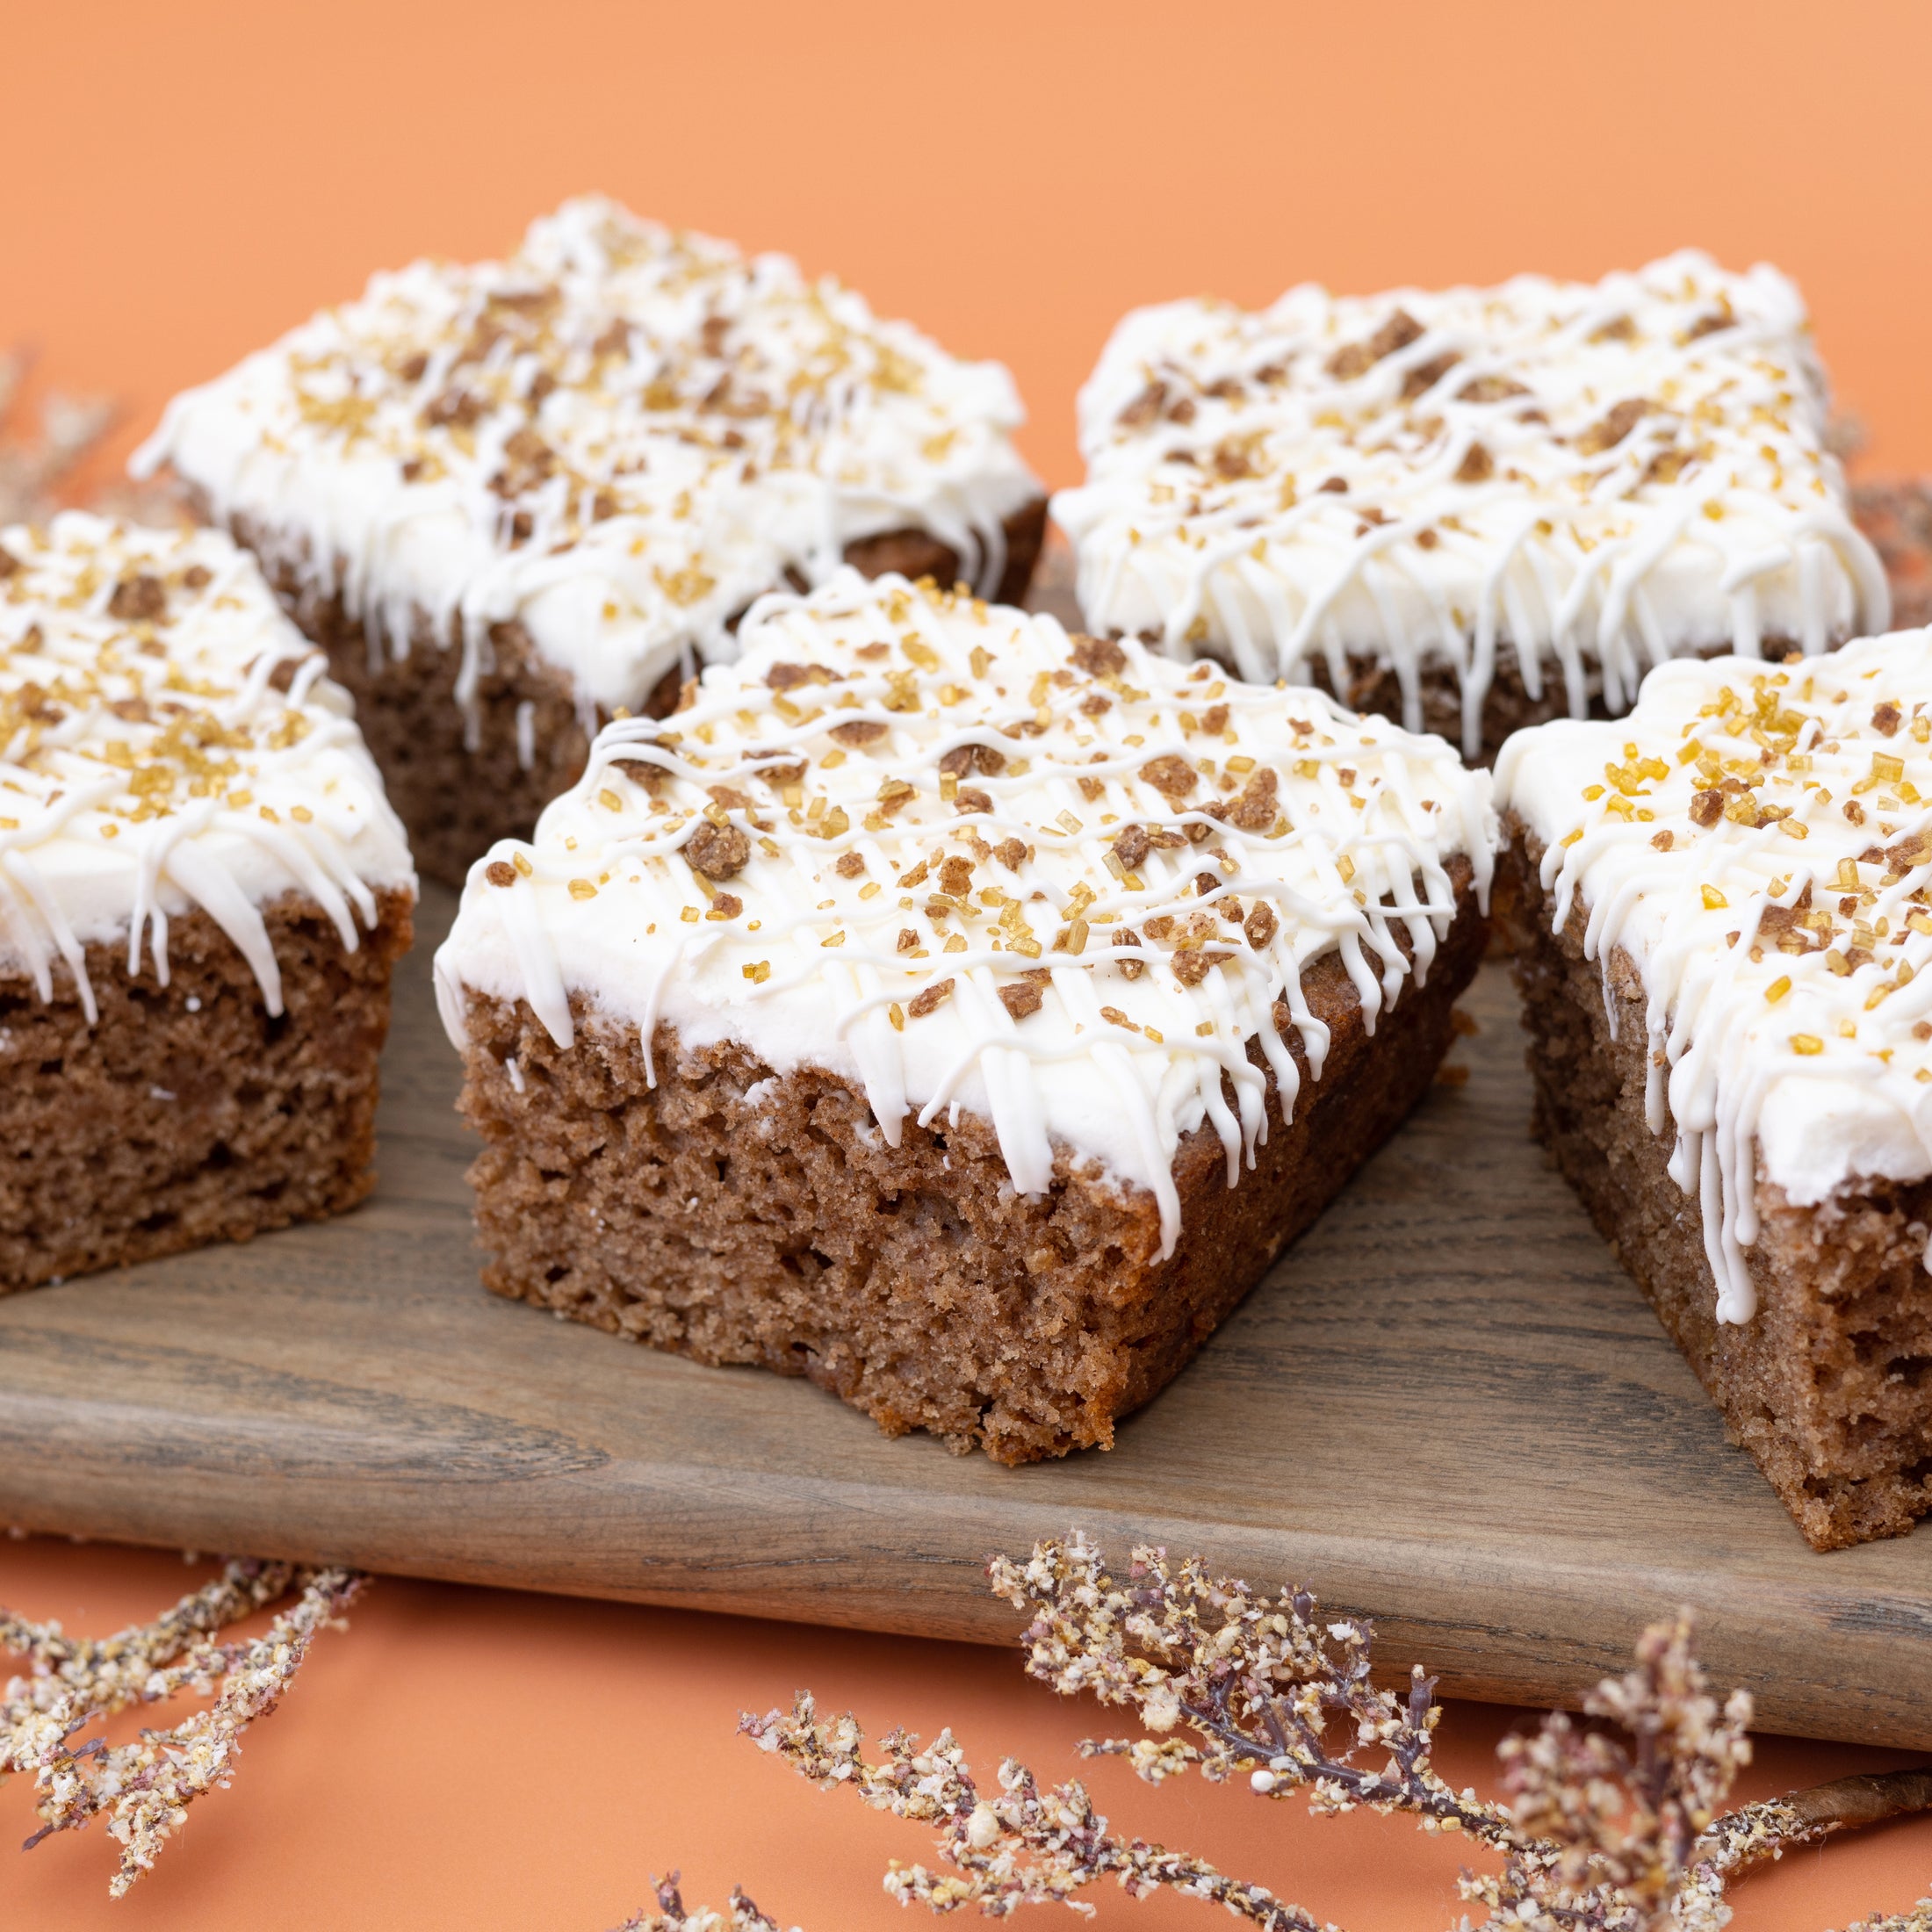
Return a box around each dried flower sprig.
[742,1690,1318,1927]
[0,349,118,528]
[739,1536,1932,1932]
[2,1558,364,1897]
[0,344,189,528]
[611,1872,794,1931]
[1842,1906,1932,1932]
[1460,1613,1751,1930]
[997,1536,1515,1835]
[1668,1769,1932,1932]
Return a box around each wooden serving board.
[3,882,1930,1748]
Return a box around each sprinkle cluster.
[0,513,411,1016]
[437,570,1494,1248]
[1498,631,1932,1318]
[1056,250,1886,756]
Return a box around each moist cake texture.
[0,513,415,1290]
[436,569,1495,1460]
[132,198,1045,879]
[1496,633,1932,1546]
[1056,252,1888,761]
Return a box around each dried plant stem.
[1665,1770,1932,1932]
[1704,1767,1932,1878]
[0,347,117,527]
[743,1690,1324,1928]
[3,1558,365,1896]
[1841,1906,1932,1932]
[740,1536,1932,1932]
[612,1872,793,1931]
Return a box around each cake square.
[435,569,1494,1461]
[133,198,1046,884]
[0,513,415,1292]
[1496,634,1932,1548]
[1055,252,1888,761]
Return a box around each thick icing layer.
[1056,251,1888,757]
[435,570,1495,1252]
[1497,632,1932,1321]
[0,513,415,1015]
[133,198,1039,734]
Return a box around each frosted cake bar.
[133,197,1045,882]
[1056,250,1887,761]
[436,570,1495,1460]
[0,514,415,1290]
[1497,632,1932,1547]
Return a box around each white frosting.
[131,197,1040,733]
[0,513,415,1015]
[1056,250,1888,757]
[1497,632,1932,1321]
[435,570,1495,1253]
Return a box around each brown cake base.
[227,499,1049,888]
[0,888,414,1294]
[1497,824,1932,1550]
[452,872,1484,1463]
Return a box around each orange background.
[7,0,1932,1924]
[8,0,1932,491]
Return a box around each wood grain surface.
[2,880,1929,1748]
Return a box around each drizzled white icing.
[435,569,1495,1252]
[0,513,414,1014]
[1055,251,1888,757]
[1498,633,1932,1321]
[131,197,1039,736]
